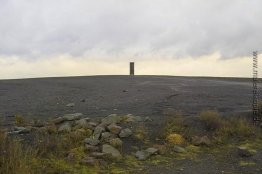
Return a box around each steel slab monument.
[130,62,135,76]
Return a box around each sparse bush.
[163,112,197,141]
[166,133,185,145]
[199,110,223,131]
[164,112,185,135]
[215,117,257,142]
[15,114,26,126]
[134,123,149,142]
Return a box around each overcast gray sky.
[0,0,261,79]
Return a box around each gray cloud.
[0,0,261,59]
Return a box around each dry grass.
[164,110,262,146]
[134,123,149,143]
[15,114,26,127]
[163,112,196,141]
[164,112,185,135]
[0,124,95,174]
[0,129,35,174]
[214,117,258,142]
[199,110,223,131]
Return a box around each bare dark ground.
[0,75,261,173]
[0,76,254,123]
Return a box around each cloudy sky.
[0,0,261,79]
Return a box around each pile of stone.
[8,113,158,165]
[80,114,133,164]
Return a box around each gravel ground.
[0,75,256,125]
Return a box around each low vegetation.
[1,110,262,174]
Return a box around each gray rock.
[93,126,105,139]
[107,124,122,135]
[123,114,143,123]
[109,138,123,148]
[85,144,99,152]
[58,122,71,133]
[102,144,122,160]
[192,136,211,146]
[84,137,100,146]
[135,150,151,160]
[66,103,75,107]
[119,128,132,138]
[14,126,27,131]
[63,113,83,121]
[101,114,121,125]
[238,146,256,157]
[146,147,158,155]
[13,126,31,134]
[101,132,116,142]
[144,116,153,122]
[53,117,65,124]
[173,146,186,153]
[85,122,98,130]
[83,117,91,122]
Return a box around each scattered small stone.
[119,128,132,138]
[123,114,143,123]
[144,116,153,122]
[238,146,256,157]
[145,147,158,155]
[122,89,128,92]
[83,117,91,122]
[66,103,75,107]
[135,150,151,160]
[107,124,122,135]
[63,113,83,121]
[84,137,100,146]
[81,99,86,102]
[10,126,31,134]
[102,144,122,160]
[53,117,65,124]
[192,136,211,146]
[14,126,27,131]
[173,145,186,153]
[109,138,123,148]
[58,122,71,133]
